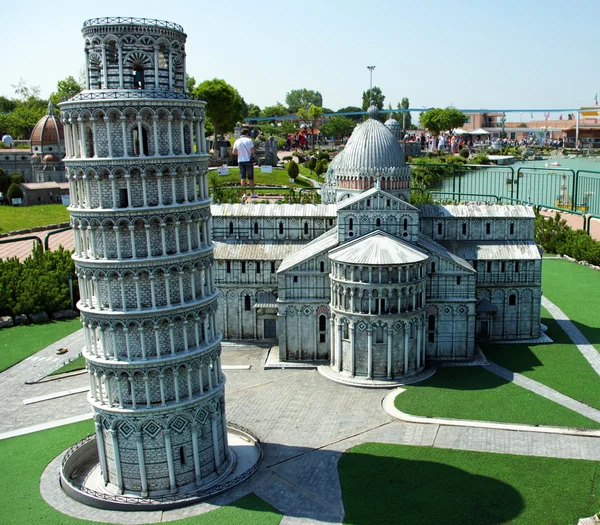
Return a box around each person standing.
[232,128,257,198]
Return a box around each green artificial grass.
[0,421,282,525]
[339,443,600,525]
[0,204,69,234]
[542,258,600,352]
[0,319,81,372]
[208,167,312,188]
[49,355,85,376]
[483,308,600,410]
[394,366,600,429]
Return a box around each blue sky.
[2,0,599,118]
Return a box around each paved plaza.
[1,295,600,524]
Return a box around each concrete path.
[484,361,600,423]
[542,296,600,376]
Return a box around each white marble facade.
[212,107,541,384]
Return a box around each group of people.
[285,131,311,151]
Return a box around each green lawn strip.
[208,168,312,188]
[339,443,600,525]
[542,258,600,352]
[0,319,81,372]
[394,366,600,429]
[49,354,85,376]
[0,204,69,234]
[483,309,600,410]
[0,421,282,525]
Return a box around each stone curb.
[382,388,600,438]
[0,222,70,239]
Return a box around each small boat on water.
[550,162,561,166]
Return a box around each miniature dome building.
[58,17,241,506]
[384,114,402,140]
[321,106,411,204]
[30,101,65,158]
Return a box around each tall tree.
[320,116,356,138]
[191,78,245,140]
[260,104,287,118]
[297,104,323,147]
[336,106,362,122]
[397,97,413,130]
[245,103,261,118]
[285,89,323,113]
[186,75,197,94]
[420,108,467,136]
[361,86,385,111]
[49,76,83,106]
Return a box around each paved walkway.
[1,303,600,523]
[542,296,600,376]
[0,227,72,262]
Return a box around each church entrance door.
[264,319,277,339]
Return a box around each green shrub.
[469,153,490,165]
[0,245,78,317]
[315,159,328,179]
[10,172,24,184]
[318,152,330,162]
[0,172,9,194]
[535,211,600,265]
[459,147,469,158]
[7,183,23,202]
[287,160,299,180]
[306,156,317,173]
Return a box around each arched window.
[437,222,443,235]
[254,222,259,234]
[179,446,186,464]
[318,314,327,343]
[133,66,145,89]
[244,295,251,311]
[509,294,517,306]
[403,218,408,231]
[376,218,381,227]
[349,217,354,236]
[428,314,436,343]
[278,222,284,235]
[256,262,261,273]
[229,222,234,235]
[431,262,436,273]
[226,261,231,273]
[462,222,467,235]
[509,222,515,235]
[320,261,325,273]
[486,222,491,235]
[304,222,309,235]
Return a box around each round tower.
[59,18,234,502]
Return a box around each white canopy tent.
[453,128,469,135]
[470,128,490,135]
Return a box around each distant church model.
[213,106,542,385]
[60,18,233,501]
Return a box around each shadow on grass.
[571,319,600,346]
[407,366,511,391]
[339,450,523,525]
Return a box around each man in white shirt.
[232,128,256,198]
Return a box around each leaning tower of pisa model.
[59,17,233,499]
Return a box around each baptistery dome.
[321,106,411,204]
[384,114,402,140]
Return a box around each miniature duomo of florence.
[213,106,542,386]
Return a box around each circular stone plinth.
[41,425,261,518]
[318,365,437,388]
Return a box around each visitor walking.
[232,128,257,198]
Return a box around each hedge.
[0,245,79,317]
[534,211,600,266]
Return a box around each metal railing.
[410,163,600,216]
[83,17,184,32]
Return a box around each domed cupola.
[321,105,411,204]
[30,102,65,158]
[384,113,402,141]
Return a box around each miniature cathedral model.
[212,106,542,385]
[60,18,233,500]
